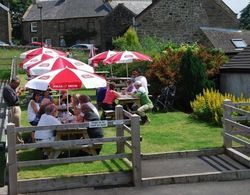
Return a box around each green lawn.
[1,56,222,179]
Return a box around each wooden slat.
[17,153,131,167]
[123,110,133,119]
[16,119,131,132]
[233,102,250,107]
[224,119,250,133]
[123,124,132,134]
[224,133,250,148]
[124,141,132,150]
[16,136,132,150]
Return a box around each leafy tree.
[10,0,32,41]
[177,48,213,111]
[112,27,141,50]
[239,3,250,30]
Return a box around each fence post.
[115,105,124,153]
[222,99,233,148]
[131,114,141,186]
[6,123,18,195]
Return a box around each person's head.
[10,77,20,89]
[71,94,79,106]
[45,104,57,116]
[134,80,142,89]
[109,82,116,90]
[132,69,141,78]
[78,95,91,104]
[44,88,51,98]
[32,91,40,102]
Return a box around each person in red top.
[102,82,121,110]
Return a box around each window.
[31,22,38,32]
[231,39,247,49]
[31,37,38,42]
[45,39,52,47]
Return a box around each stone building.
[0,0,11,43]
[135,0,249,53]
[102,1,151,49]
[22,0,151,49]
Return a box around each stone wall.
[102,4,135,50]
[22,17,103,47]
[136,0,239,44]
[0,2,10,43]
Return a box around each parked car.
[70,44,97,50]
[0,40,9,46]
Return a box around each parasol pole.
[67,89,69,114]
[126,63,128,78]
[110,65,113,77]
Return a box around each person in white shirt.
[35,104,61,142]
[132,69,148,94]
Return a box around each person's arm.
[30,100,39,113]
[114,90,121,98]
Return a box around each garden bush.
[191,88,250,126]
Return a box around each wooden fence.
[6,105,141,194]
[222,99,250,166]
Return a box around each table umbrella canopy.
[21,53,55,70]
[103,50,152,77]
[28,56,94,76]
[88,50,117,65]
[25,67,107,91]
[20,47,67,60]
[103,50,152,64]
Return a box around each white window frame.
[231,39,247,49]
[31,22,38,32]
[45,38,52,47]
[31,37,38,42]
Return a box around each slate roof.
[220,46,250,73]
[22,0,152,21]
[109,0,152,15]
[23,0,110,21]
[200,27,250,54]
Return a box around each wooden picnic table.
[117,95,140,112]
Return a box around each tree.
[240,3,250,30]
[112,27,142,50]
[10,0,32,41]
[177,48,212,111]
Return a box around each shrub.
[112,27,141,51]
[191,88,250,126]
[177,48,213,111]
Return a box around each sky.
[222,0,250,15]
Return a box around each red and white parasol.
[28,56,94,76]
[21,53,55,70]
[20,47,66,60]
[88,50,117,66]
[103,50,152,77]
[25,67,107,91]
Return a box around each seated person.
[132,81,153,125]
[40,88,53,103]
[96,87,107,109]
[102,82,121,110]
[28,91,41,126]
[81,103,103,154]
[69,94,82,122]
[79,94,100,119]
[123,79,136,94]
[35,104,61,142]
